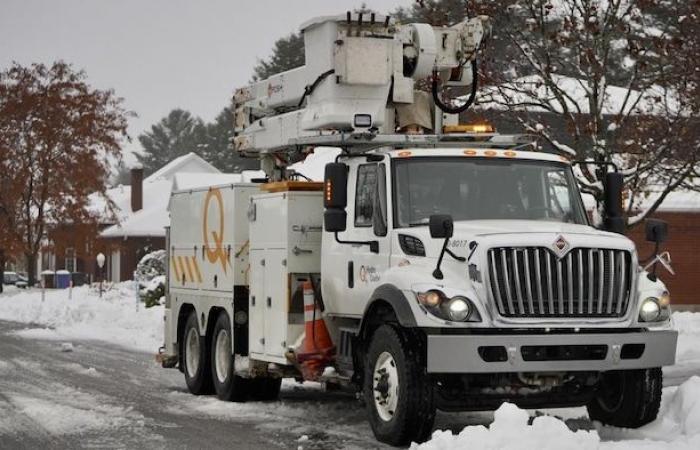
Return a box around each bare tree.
[477,0,699,226]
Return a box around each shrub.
[135,250,166,283]
[141,275,165,308]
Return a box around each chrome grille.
[487,247,632,318]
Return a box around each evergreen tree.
[136,109,205,175]
[198,107,259,172]
[251,33,305,81]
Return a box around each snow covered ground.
[0,283,162,353]
[1,285,699,449]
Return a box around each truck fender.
[359,284,417,337]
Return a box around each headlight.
[416,290,480,322]
[639,297,661,322]
[444,297,470,321]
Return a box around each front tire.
[363,325,436,446]
[211,312,249,402]
[182,311,213,395]
[587,368,662,428]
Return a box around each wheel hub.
[373,351,399,422]
[214,328,231,384]
[185,327,200,378]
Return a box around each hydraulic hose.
[432,59,478,114]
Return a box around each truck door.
[332,161,391,316]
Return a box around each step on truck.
[159,11,678,446]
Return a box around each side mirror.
[429,215,454,239]
[324,163,348,209]
[603,172,625,234]
[324,209,347,233]
[645,219,668,244]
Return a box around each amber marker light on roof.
[463,149,478,156]
[443,123,495,133]
[484,150,497,157]
[397,151,412,157]
[504,151,517,157]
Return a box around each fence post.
[68,280,73,300]
[134,271,139,312]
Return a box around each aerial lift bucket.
[296,280,335,380]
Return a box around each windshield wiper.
[408,219,429,227]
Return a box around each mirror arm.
[445,248,466,262]
[334,232,379,254]
[433,238,450,279]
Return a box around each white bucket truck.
[160,12,678,445]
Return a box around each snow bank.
[673,312,700,363]
[412,402,599,450]
[0,283,162,353]
[415,377,700,450]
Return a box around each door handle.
[292,246,313,256]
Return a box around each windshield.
[393,157,587,227]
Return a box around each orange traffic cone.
[296,280,335,381]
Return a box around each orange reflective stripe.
[180,256,194,282]
[170,257,181,281]
[190,256,203,283]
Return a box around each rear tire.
[364,325,436,446]
[182,311,213,395]
[587,368,662,428]
[249,377,282,401]
[211,312,249,402]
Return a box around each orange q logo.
[203,188,228,273]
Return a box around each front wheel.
[211,312,249,402]
[363,325,436,446]
[587,368,662,428]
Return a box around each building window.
[65,248,76,273]
[355,164,377,227]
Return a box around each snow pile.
[673,312,700,363]
[0,283,162,353]
[415,377,700,450]
[656,376,700,440]
[412,402,599,450]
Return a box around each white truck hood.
[399,220,636,259]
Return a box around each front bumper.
[427,329,677,373]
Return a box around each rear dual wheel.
[210,312,249,402]
[182,312,213,395]
[182,310,280,402]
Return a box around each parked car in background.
[16,273,28,289]
[2,271,28,289]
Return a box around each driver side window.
[355,164,377,227]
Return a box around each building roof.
[99,153,220,239]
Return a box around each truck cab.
[320,144,676,444]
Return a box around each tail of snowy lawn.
[0,282,163,353]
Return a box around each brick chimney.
[130,167,143,212]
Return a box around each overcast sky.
[1,0,407,165]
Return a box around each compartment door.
[248,249,265,355]
[263,248,288,359]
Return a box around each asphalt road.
[1,319,697,450]
[0,320,387,450]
